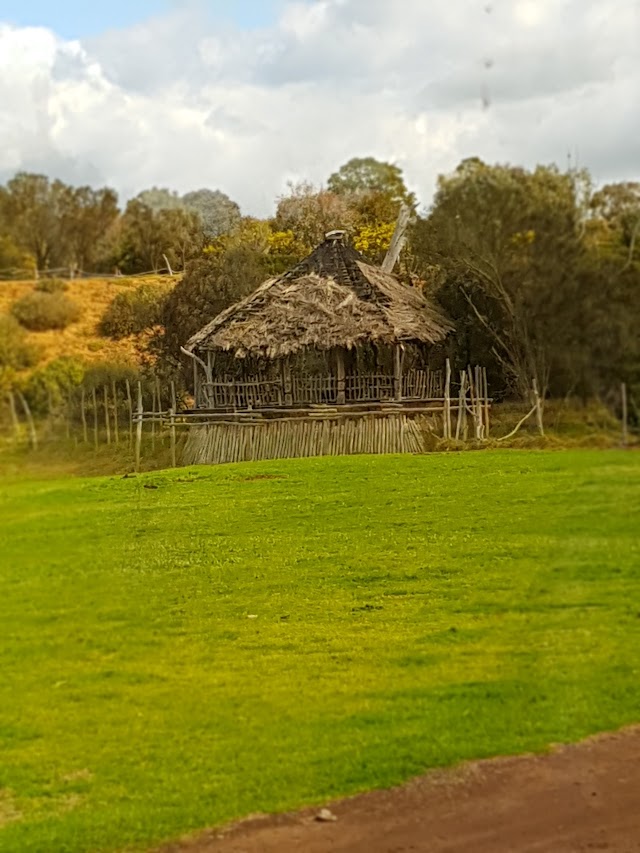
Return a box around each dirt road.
[158,727,640,853]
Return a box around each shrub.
[81,362,140,392]
[11,292,81,331]
[23,357,85,416]
[35,278,69,294]
[99,284,171,339]
[0,314,40,370]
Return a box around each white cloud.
[0,0,638,216]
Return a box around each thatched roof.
[186,233,452,359]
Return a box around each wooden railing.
[403,369,443,400]
[292,375,337,404]
[202,369,443,410]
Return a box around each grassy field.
[1,450,639,852]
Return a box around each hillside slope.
[0,276,179,370]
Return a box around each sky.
[0,0,279,38]
[0,0,638,216]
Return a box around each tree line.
[1,156,638,409]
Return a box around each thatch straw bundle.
[186,237,451,359]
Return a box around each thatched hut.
[185,230,452,413]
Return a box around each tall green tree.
[590,182,640,268]
[153,246,265,381]
[0,173,69,270]
[327,157,415,207]
[274,182,358,248]
[61,185,119,272]
[118,201,203,273]
[182,189,241,239]
[414,159,592,399]
[135,187,183,212]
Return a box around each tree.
[0,173,119,274]
[117,201,204,273]
[182,189,241,239]
[590,182,640,269]
[135,187,184,212]
[61,185,119,272]
[152,246,265,379]
[327,157,415,206]
[0,173,69,270]
[414,159,592,400]
[0,234,32,274]
[119,199,166,273]
[157,207,204,271]
[274,182,358,248]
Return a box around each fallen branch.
[496,404,537,442]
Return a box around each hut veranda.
[157,230,491,465]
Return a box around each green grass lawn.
[1,450,639,852]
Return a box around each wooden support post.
[125,379,133,447]
[103,385,111,445]
[112,380,119,445]
[193,360,199,408]
[170,381,177,468]
[394,345,404,402]
[621,382,628,447]
[17,392,37,450]
[336,349,346,406]
[205,352,214,407]
[282,358,293,407]
[80,388,88,443]
[135,382,143,472]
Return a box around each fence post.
[483,367,490,438]
[170,381,177,468]
[125,379,133,447]
[455,371,466,441]
[17,392,37,450]
[532,378,544,436]
[112,380,119,445]
[443,358,452,439]
[150,383,156,451]
[621,382,628,447]
[103,385,111,445]
[80,388,88,443]
[7,392,20,441]
[135,382,143,472]
[92,388,99,449]
[65,393,72,440]
[155,378,163,445]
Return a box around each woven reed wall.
[183,414,430,466]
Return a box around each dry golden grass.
[0,276,178,370]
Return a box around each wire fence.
[0,265,180,282]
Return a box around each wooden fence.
[201,368,444,410]
[139,362,492,467]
